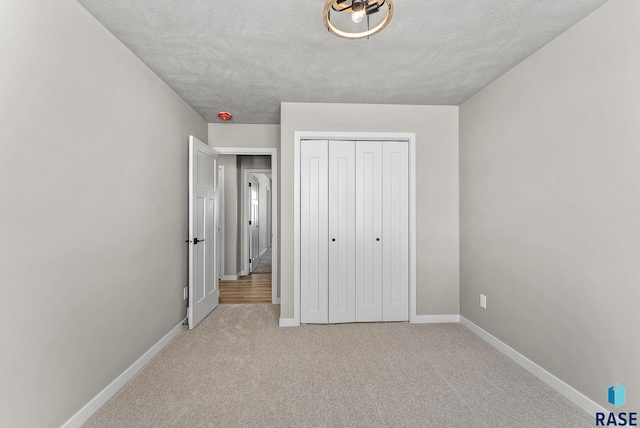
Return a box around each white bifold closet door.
[355,142,383,321]
[300,140,356,324]
[381,142,409,321]
[300,141,329,324]
[328,141,356,323]
[355,141,409,322]
[300,139,408,324]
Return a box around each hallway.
[219,273,271,304]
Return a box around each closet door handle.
[332,238,336,242]
[376,238,380,241]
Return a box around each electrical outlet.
[183,287,189,300]
[480,294,487,309]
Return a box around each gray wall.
[0,1,207,427]
[460,0,640,410]
[218,155,239,276]
[209,124,281,150]
[280,103,460,319]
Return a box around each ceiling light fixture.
[217,111,232,121]
[323,0,393,40]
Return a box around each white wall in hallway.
[218,155,239,276]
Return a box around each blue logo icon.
[609,383,626,408]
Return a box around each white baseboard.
[221,273,241,280]
[460,316,605,416]
[412,314,460,323]
[279,317,299,327]
[61,318,186,428]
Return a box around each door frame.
[213,147,279,305]
[244,169,271,275]
[293,131,416,326]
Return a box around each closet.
[300,139,409,324]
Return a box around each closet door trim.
[293,131,416,327]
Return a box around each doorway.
[213,148,279,305]
[245,169,272,275]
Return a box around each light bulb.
[351,9,365,23]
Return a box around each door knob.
[194,238,205,244]
[332,238,336,242]
[376,238,380,241]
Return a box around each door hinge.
[249,220,252,225]
[248,182,252,187]
[249,259,251,264]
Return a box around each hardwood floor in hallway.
[219,273,272,304]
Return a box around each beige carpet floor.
[82,305,593,427]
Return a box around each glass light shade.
[351,9,365,23]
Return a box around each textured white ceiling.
[76,0,608,124]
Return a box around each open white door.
[188,136,219,329]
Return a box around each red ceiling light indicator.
[217,111,232,121]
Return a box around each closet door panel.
[329,141,356,323]
[301,140,329,324]
[382,142,409,321]
[355,141,383,322]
